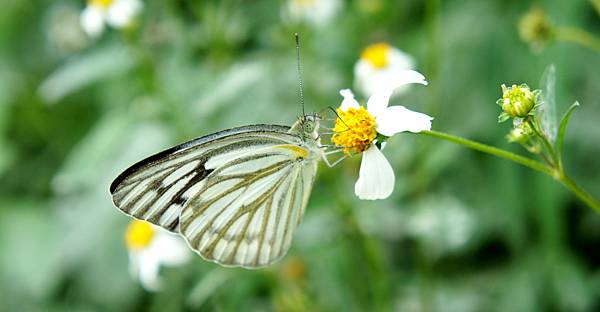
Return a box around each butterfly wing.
[179,143,318,268]
[110,124,304,232]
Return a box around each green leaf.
[556,101,579,156]
[537,65,558,143]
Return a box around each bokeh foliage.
[1,0,600,311]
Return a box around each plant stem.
[558,173,600,215]
[555,26,600,54]
[527,117,558,166]
[419,130,600,213]
[420,130,553,176]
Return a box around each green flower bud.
[518,6,554,52]
[507,122,534,144]
[497,84,539,119]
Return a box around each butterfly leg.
[324,149,343,155]
[321,148,348,167]
[322,154,348,167]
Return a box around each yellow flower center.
[331,107,377,154]
[361,42,391,69]
[125,220,155,250]
[89,0,114,8]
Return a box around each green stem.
[554,26,600,54]
[420,130,553,176]
[419,130,600,214]
[558,173,600,215]
[527,117,558,166]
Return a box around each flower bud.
[518,6,554,52]
[506,122,533,144]
[498,84,538,118]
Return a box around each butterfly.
[110,115,331,268]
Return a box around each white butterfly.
[110,115,329,268]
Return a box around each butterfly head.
[291,113,321,141]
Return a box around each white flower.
[332,70,432,200]
[80,0,143,38]
[407,196,475,257]
[285,0,342,26]
[354,42,417,98]
[125,220,191,291]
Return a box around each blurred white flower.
[46,5,89,54]
[407,197,475,257]
[331,71,432,200]
[285,0,342,26]
[354,42,417,97]
[125,220,191,291]
[80,0,143,38]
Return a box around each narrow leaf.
[537,65,558,143]
[557,101,579,156]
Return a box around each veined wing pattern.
[110,124,320,267]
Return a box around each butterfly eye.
[304,123,313,132]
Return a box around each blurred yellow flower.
[361,42,391,69]
[125,220,191,291]
[125,220,155,250]
[354,42,417,97]
[90,0,114,8]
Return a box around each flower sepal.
[374,134,390,150]
[497,112,511,123]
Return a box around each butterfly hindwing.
[110,125,302,232]
[179,143,318,268]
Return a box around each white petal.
[128,252,140,280]
[366,89,392,117]
[106,0,142,28]
[138,252,162,291]
[387,47,416,70]
[389,69,428,87]
[150,232,191,266]
[354,48,420,97]
[366,70,428,116]
[339,89,360,111]
[375,106,433,136]
[355,145,395,200]
[80,6,106,37]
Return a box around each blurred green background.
[1,0,600,311]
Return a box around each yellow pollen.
[277,144,309,159]
[361,42,391,69]
[125,220,155,250]
[331,107,377,154]
[89,0,114,8]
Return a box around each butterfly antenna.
[325,106,351,130]
[295,33,306,118]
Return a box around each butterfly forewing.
[179,143,317,268]
[110,120,321,268]
[110,125,303,232]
